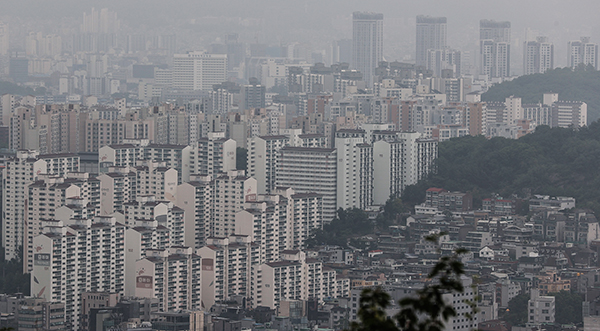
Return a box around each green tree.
[502,293,529,326]
[236,147,248,172]
[307,208,373,248]
[549,291,583,324]
[349,234,475,331]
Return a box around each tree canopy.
[482,66,600,121]
[0,81,45,96]
[502,293,529,326]
[307,208,373,248]
[402,123,600,216]
[548,290,583,325]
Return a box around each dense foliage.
[349,234,474,331]
[307,208,373,248]
[502,293,529,326]
[549,291,583,325]
[402,123,600,215]
[0,247,30,295]
[0,81,45,96]
[482,65,600,121]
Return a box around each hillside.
[481,66,600,121]
[0,81,45,96]
[402,123,600,215]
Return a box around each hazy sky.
[2,0,600,68]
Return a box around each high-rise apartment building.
[240,83,266,111]
[189,132,236,179]
[135,247,202,312]
[212,170,257,238]
[251,251,349,309]
[247,135,290,194]
[352,12,383,87]
[480,20,511,77]
[172,52,227,91]
[335,129,373,210]
[197,235,255,309]
[176,177,212,248]
[567,37,598,69]
[98,140,191,184]
[124,195,185,247]
[25,172,98,273]
[426,48,461,77]
[2,151,81,261]
[31,216,126,330]
[0,22,9,55]
[416,16,447,68]
[523,37,554,75]
[277,147,337,222]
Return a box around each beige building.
[189,132,236,179]
[251,250,349,309]
[135,247,202,312]
[31,216,126,330]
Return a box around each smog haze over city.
[1,0,600,330]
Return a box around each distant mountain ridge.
[402,123,600,215]
[482,66,600,121]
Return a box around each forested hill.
[481,66,600,121]
[402,123,600,215]
[0,81,45,96]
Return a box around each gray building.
[416,16,447,68]
[352,12,383,87]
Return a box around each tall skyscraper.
[480,20,511,77]
[523,37,554,75]
[568,37,598,69]
[416,16,447,68]
[352,12,383,87]
[0,22,9,55]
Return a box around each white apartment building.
[523,104,550,126]
[2,150,47,261]
[197,235,256,308]
[25,172,99,273]
[281,188,324,250]
[212,170,257,238]
[98,167,136,215]
[172,52,227,91]
[99,141,191,184]
[528,288,555,325]
[523,37,554,75]
[189,132,236,179]
[135,247,202,312]
[124,195,184,246]
[335,129,373,210]
[176,177,212,248]
[211,88,234,114]
[568,37,598,69]
[416,138,438,184]
[31,216,126,330]
[247,135,289,194]
[235,200,283,265]
[132,161,178,202]
[251,250,349,309]
[124,218,171,297]
[277,147,337,222]
[373,138,403,205]
[551,101,587,128]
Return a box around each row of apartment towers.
[352,12,598,82]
